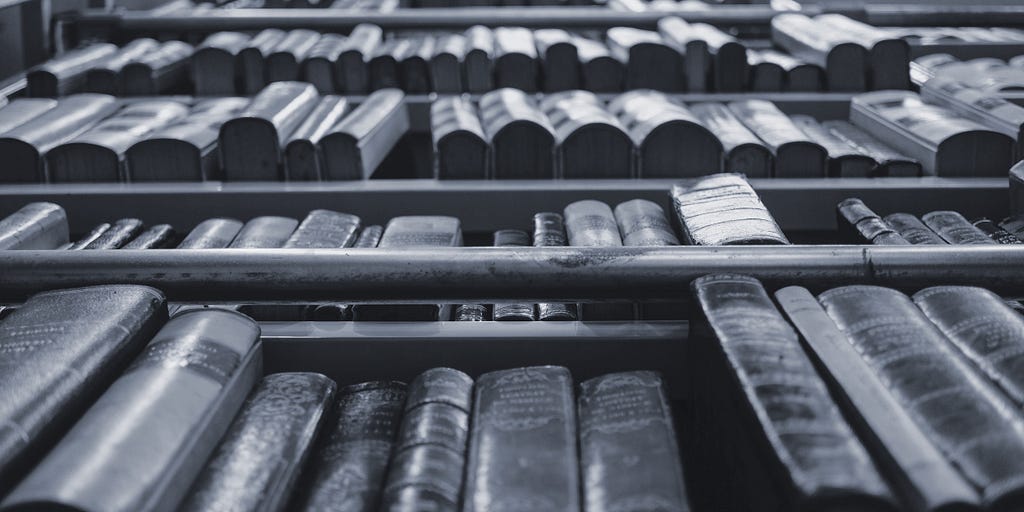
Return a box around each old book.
[368,39,403,91]
[609,90,722,178]
[82,218,145,249]
[380,368,472,512]
[614,198,679,246]
[689,102,772,178]
[579,371,690,512]
[430,34,467,94]
[754,50,824,92]
[68,223,111,250]
[790,115,875,177]
[670,173,789,245]
[820,120,922,177]
[398,35,435,94]
[463,366,579,512]
[658,17,710,92]
[0,202,69,249]
[491,229,535,321]
[177,218,244,248]
[84,38,161,94]
[191,32,251,95]
[564,200,634,320]
[464,26,495,94]
[973,218,1022,244]
[0,98,58,135]
[431,96,489,180]
[120,40,193,95]
[771,14,867,92]
[775,286,981,512]
[283,95,350,181]
[728,100,827,178]
[606,27,683,92]
[479,88,556,180]
[814,14,910,91]
[745,51,785,92]
[922,211,997,245]
[0,285,167,492]
[47,99,189,183]
[492,27,539,92]
[283,209,361,248]
[819,285,1024,510]
[850,91,1014,177]
[453,304,488,321]
[533,29,580,92]
[126,97,249,182]
[298,381,407,512]
[26,43,118,97]
[302,34,346,94]
[319,88,409,180]
[0,94,118,183]
[2,308,262,512]
[337,24,383,94]
[883,213,946,245]
[542,91,634,179]
[122,224,176,249]
[575,36,625,93]
[920,76,1024,156]
[836,198,908,245]
[354,225,383,247]
[690,275,895,511]
[181,373,336,512]
[219,81,320,181]
[238,29,286,95]
[229,216,300,248]
[690,23,748,92]
[266,30,321,83]
[532,212,577,321]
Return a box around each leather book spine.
[973,218,1022,244]
[670,173,789,245]
[463,26,494,94]
[688,102,772,179]
[68,223,111,250]
[478,88,556,180]
[542,91,634,179]
[284,95,350,181]
[177,218,244,249]
[431,96,489,180]
[237,29,286,95]
[564,200,633,320]
[266,30,321,83]
[192,32,252,96]
[579,371,690,512]
[613,199,680,246]
[123,224,176,249]
[430,34,467,94]
[319,88,409,181]
[453,304,488,321]
[727,99,827,178]
[463,366,580,512]
[532,212,576,321]
[836,198,908,245]
[84,39,161,94]
[120,40,193,96]
[283,209,361,248]
[302,33,346,94]
[883,213,946,245]
[821,120,922,177]
[492,27,538,92]
[228,216,300,248]
[0,201,69,249]
[491,229,535,321]
[922,211,997,245]
[354,225,384,248]
[26,43,119,97]
[336,24,383,95]
[83,218,145,249]
[0,98,58,134]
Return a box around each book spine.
[492,229,535,321]
[836,198,908,245]
[670,174,789,245]
[177,218,244,249]
[922,211,997,245]
[283,209,361,248]
[123,224,176,249]
[83,218,145,249]
[229,216,300,248]
[0,201,69,249]
[354,225,384,248]
[453,304,488,321]
[882,213,946,245]
[533,212,577,321]
[973,218,1022,244]
[613,199,680,246]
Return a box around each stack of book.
[838,197,1024,246]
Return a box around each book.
[319,88,409,180]
[542,91,634,179]
[532,212,576,321]
[181,373,336,512]
[282,209,361,248]
[564,200,635,320]
[0,94,118,183]
[775,286,981,512]
[463,366,579,512]
[283,95,350,181]
[84,38,161,94]
[47,99,189,183]
[399,35,435,94]
[0,202,69,249]
[337,24,384,94]
[820,120,922,177]
[533,29,580,92]
[120,40,193,96]
[606,27,683,92]
[82,218,145,249]
[431,96,489,180]
[464,26,495,94]
[745,50,785,92]
[191,32,251,96]
[850,91,1014,177]
[920,76,1024,157]
[691,23,748,92]
[575,36,625,93]
[479,88,556,180]
[973,218,1022,244]
[368,39,403,91]
[126,97,249,182]
[614,198,680,246]
[882,213,946,245]
[491,229,535,321]
[238,29,286,95]
[670,173,789,245]
[354,225,383,247]
[26,43,118,97]
[453,304,488,321]
[0,285,167,492]
[177,218,244,248]
[657,17,710,93]
[754,50,823,92]
[608,90,722,178]
[922,211,997,245]
[493,27,539,92]
[728,100,827,178]
[68,223,112,250]
[228,216,300,248]
[430,34,467,94]
[266,30,321,83]
[771,14,867,92]
[1,308,262,512]
[790,115,875,177]
[123,224,176,249]
[690,275,895,511]
[0,98,58,135]
[814,14,910,91]
[219,81,320,181]
[689,102,772,178]
[819,285,1024,510]
[836,198,908,245]
[302,33,346,94]
[298,381,407,512]
[578,371,690,512]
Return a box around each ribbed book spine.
[533,212,576,321]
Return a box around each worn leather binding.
[614,199,679,246]
[728,100,827,178]
[606,27,683,92]
[68,223,111,250]
[192,32,251,95]
[336,24,383,95]
[430,34,467,94]
[564,200,635,320]
[120,40,193,95]
[754,49,824,92]
[283,209,361,248]
[177,218,245,248]
[229,216,300,248]
[691,23,748,92]
[658,17,710,93]
[775,286,980,512]
[689,275,895,512]
[123,224,176,249]
[453,304,488,321]
[922,211,997,245]
[575,36,625,93]
[579,371,690,512]
[2,308,262,512]
[127,97,250,182]
[0,285,167,493]
[0,94,118,183]
[492,229,536,321]
[746,50,785,92]
[354,224,383,247]
[479,88,556,179]
[463,366,579,512]
[490,27,537,92]
[284,96,350,181]
[463,26,495,93]
[883,213,946,245]
[47,100,189,183]
[266,30,321,83]
[26,43,118,97]
[431,96,489,180]
[298,381,407,512]
[319,88,409,181]
[689,102,772,178]
[368,39,403,91]
[219,81,320,181]
[531,212,577,321]
[821,120,922,177]
[533,29,580,92]
[609,90,722,178]
[0,202,69,249]
[973,218,1022,244]
[238,29,287,95]
[84,38,161,94]
[671,174,789,245]
[0,99,58,135]
[836,198,908,245]
[397,36,435,94]
[771,14,867,92]
[542,90,634,179]
[181,373,337,512]
[82,218,145,249]
[302,34,346,93]
[791,115,875,177]
[819,285,1024,510]
[815,14,910,91]
[920,76,1024,158]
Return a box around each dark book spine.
[922,211,997,245]
[579,371,690,512]
[68,223,111,250]
[0,201,69,249]
[492,229,535,321]
[320,89,408,181]
[563,200,634,320]
[177,218,244,249]
[836,198,908,245]
[123,224,176,249]
[882,213,946,245]
[228,216,299,248]
[453,304,488,321]
[83,218,145,249]
[533,212,576,321]
[354,225,384,248]
[613,199,679,246]
[463,366,579,512]
[973,218,1022,244]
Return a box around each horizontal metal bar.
[864,4,1024,27]
[1,246,1022,302]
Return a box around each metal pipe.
[0,246,1022,302]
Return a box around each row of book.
[838,197,1024,246]
[894,26,1024,46]
[913,54,1024,93]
